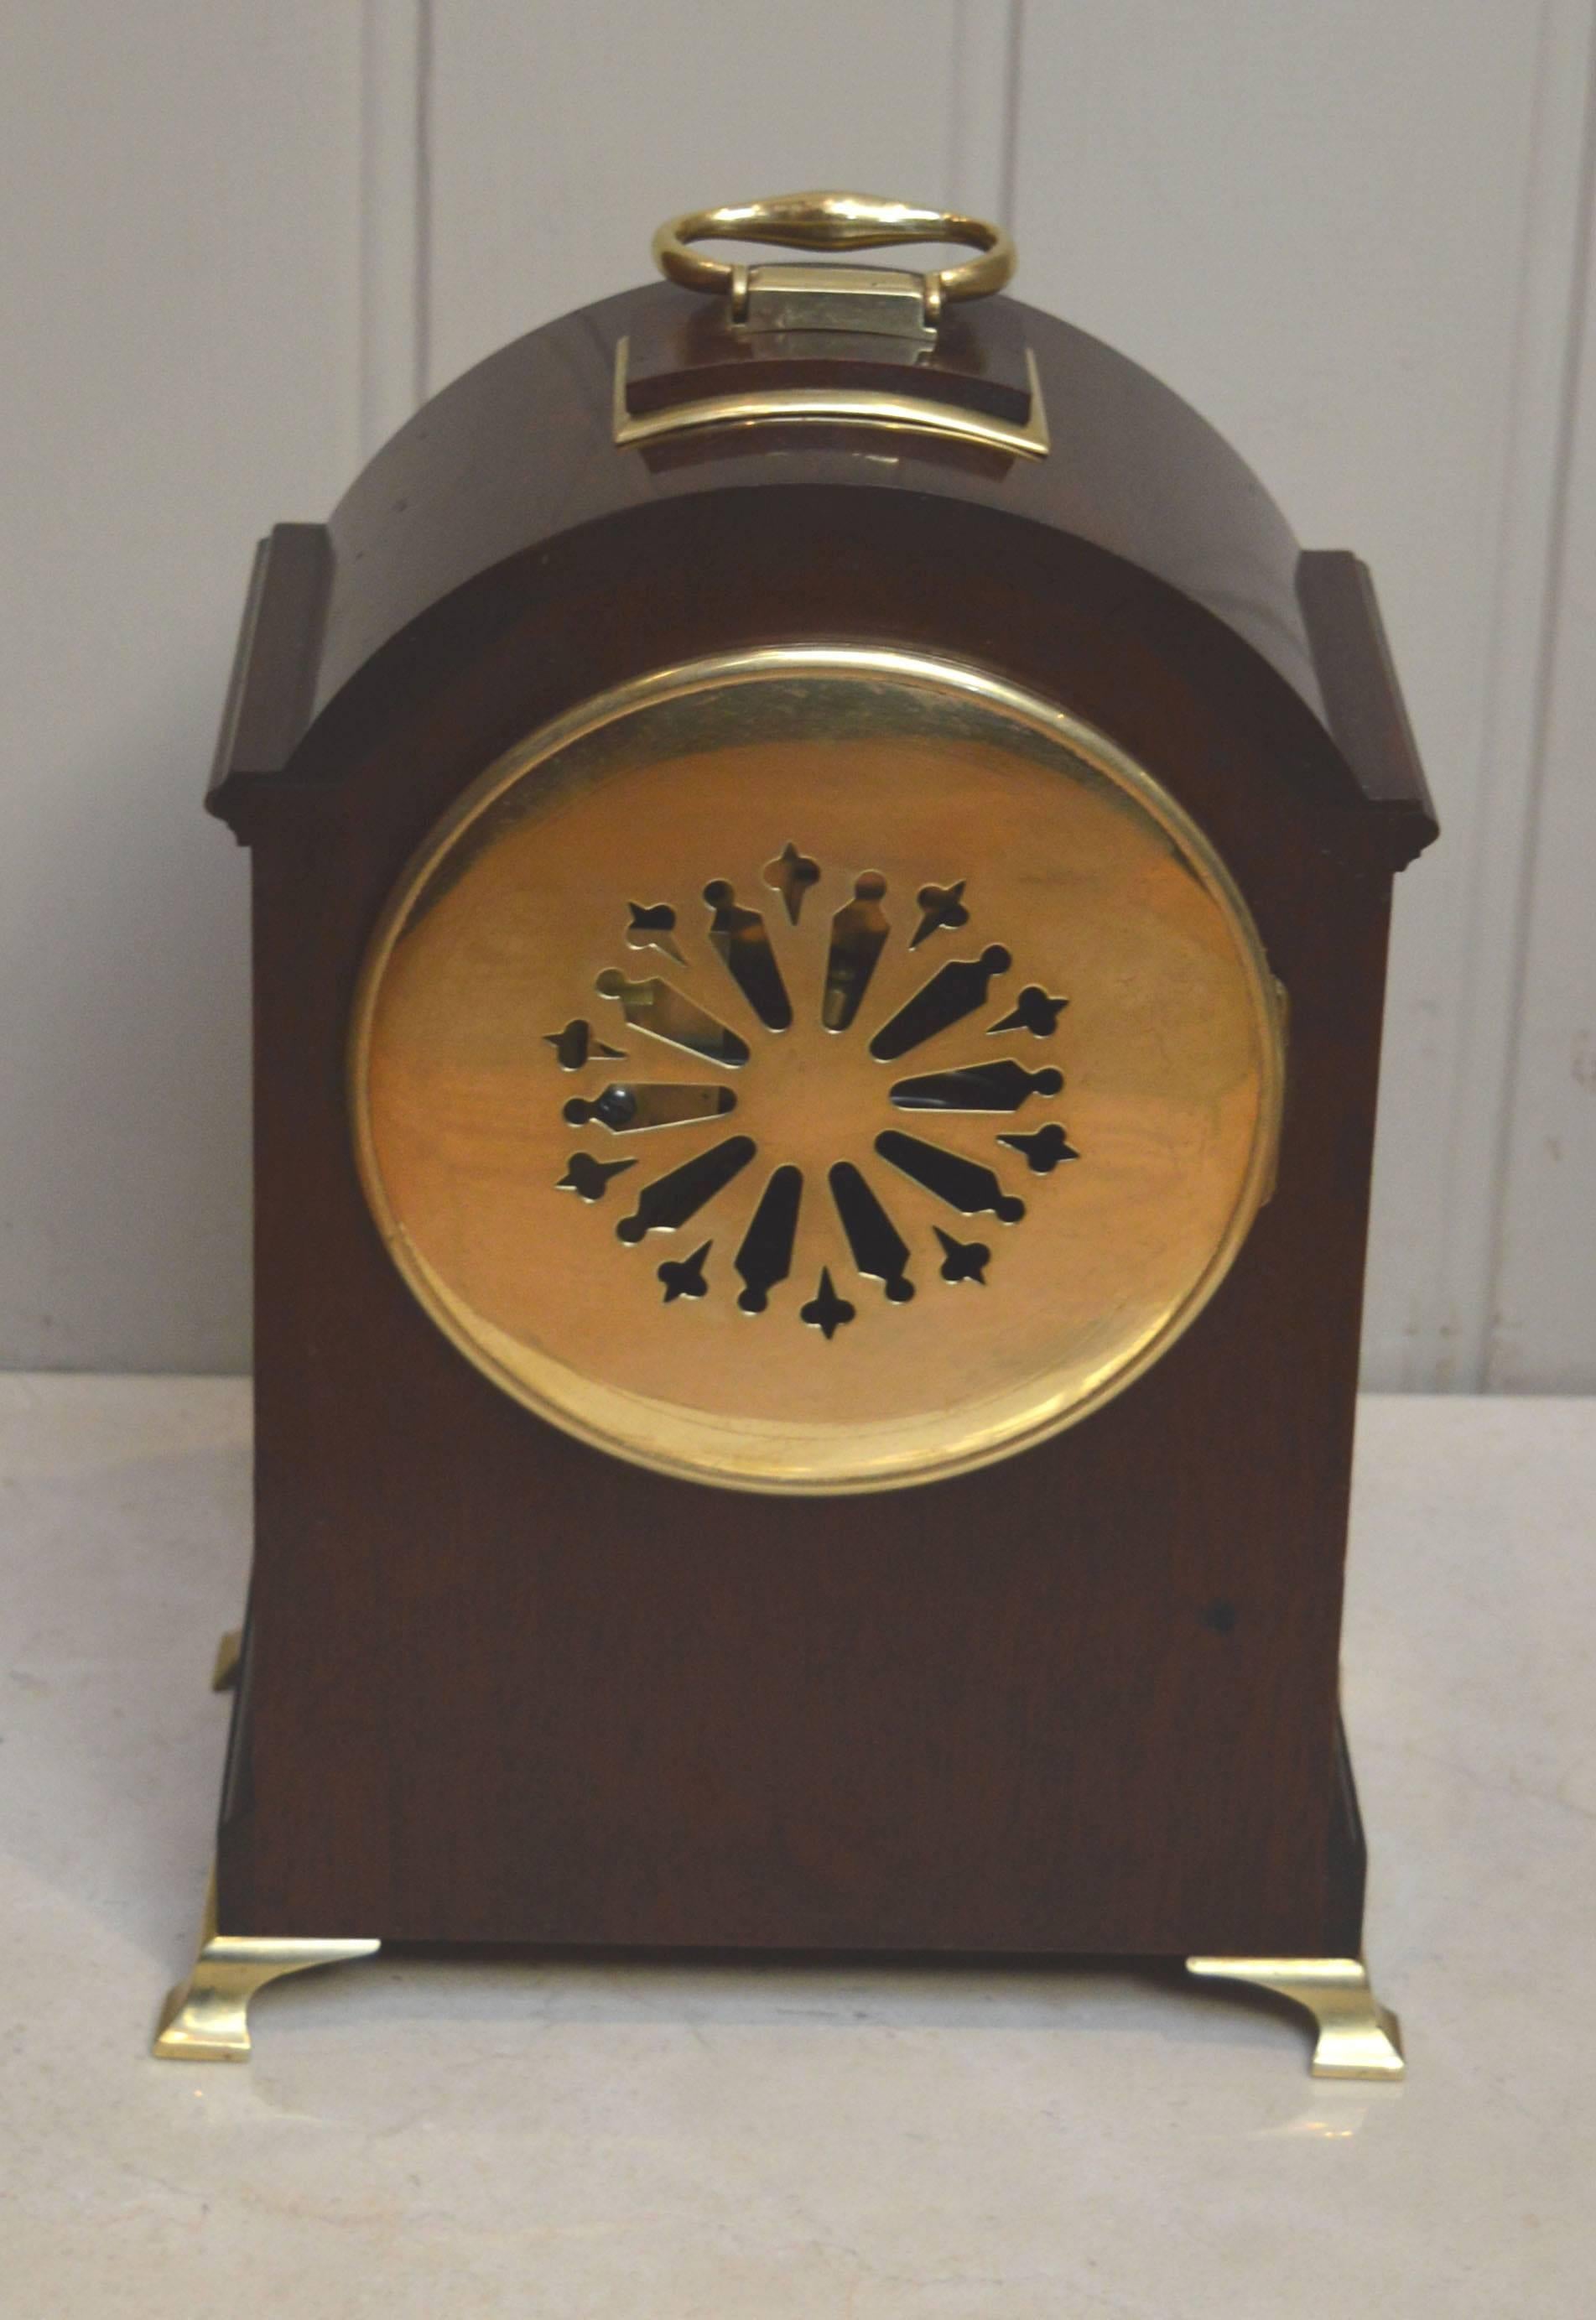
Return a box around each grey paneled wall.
[423,2,1013,393]
[0,3,362,1371]
[1489,133,1596,1395]
[0,0,1591,1387]
[1014,1,1596,1391]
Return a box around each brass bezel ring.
[348,646,1285,1498]
[652,191,1015,308]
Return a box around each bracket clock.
[155,195,1437,2075]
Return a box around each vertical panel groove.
[359,0,427,460]
[1001,0,1024,231]
[947,2,1020,221]
[1443,0,1596,1385]
[415,0,434,406]
[1484,10,1596,1385]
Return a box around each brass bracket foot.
[1186,1956,1405,2079]
[153,1874,381,2062]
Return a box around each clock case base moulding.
[153,1866,1403,2079]
[154,1646,1402,2080]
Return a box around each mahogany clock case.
[207,281,1436,1960]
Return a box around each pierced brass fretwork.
[351,649,1283,1492]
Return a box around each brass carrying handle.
[652,192,1015,316]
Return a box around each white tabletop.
[3,1376,1592,2316]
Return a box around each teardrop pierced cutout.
[869,947,1012,1060]
[829,1163,914,1302]
[595,970,751,1068]
[704,881,793,1030]
[824,874,890,1032]
[616,1135,757,1243]
[875,1130,1026,1224]
[734,1166,803,1312]
[564,1083,737,1133]
[889,1059,1062,1112]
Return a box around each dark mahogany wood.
[1298,549,1438,855]
[207,522,329,817]
[206,282,1434,1959]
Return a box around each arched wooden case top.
[206,257,1433,1958]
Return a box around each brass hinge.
[734,262,938,342]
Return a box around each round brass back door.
[351,648,1283,1494]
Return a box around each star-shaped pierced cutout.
[910,878,970,949]
[558,1152,637,1202]
[658,1241,711,1303]
[933,1227,990,1284]
[800,1267,855,1339]
[544,1017,625,1070]
[626,901,684,963]
[762,840,820,926]
[989,985,1068,1038]
[996,1123,1079,1174]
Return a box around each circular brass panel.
[351,649,1283,1494]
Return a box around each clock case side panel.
[211,486,1420,1960]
